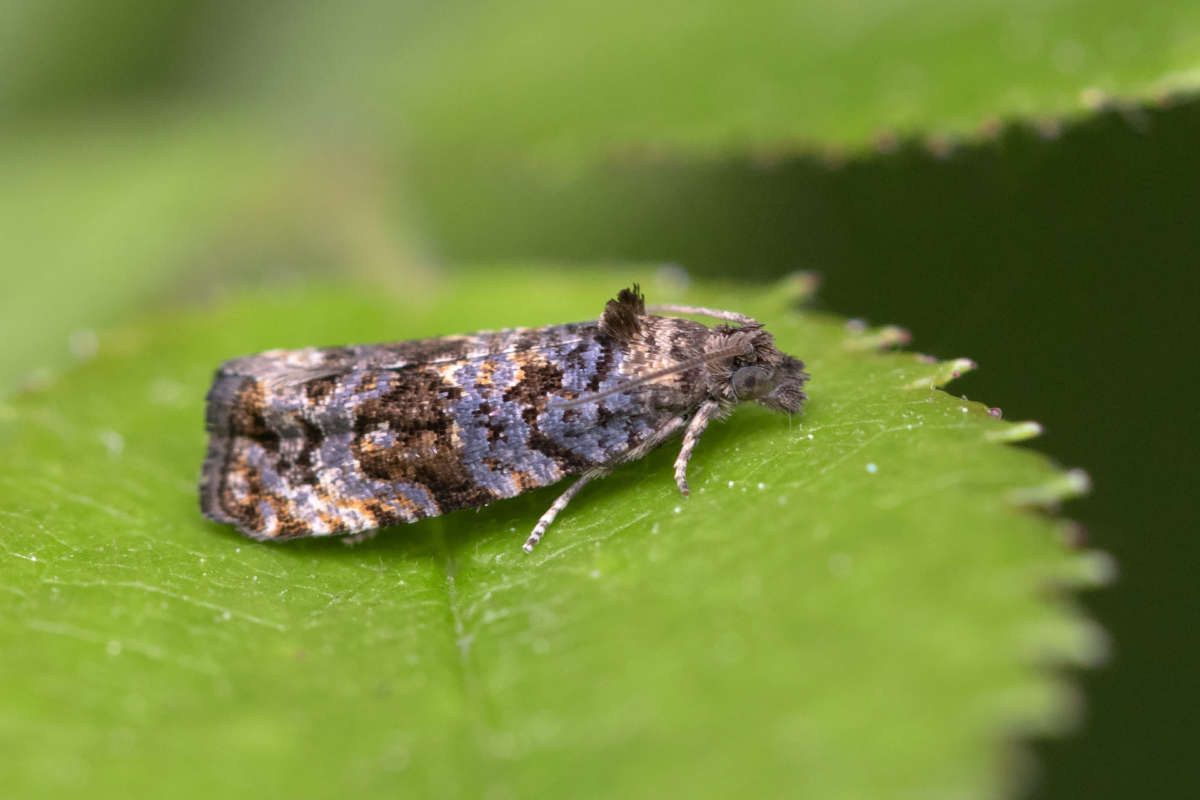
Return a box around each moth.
[200,287,808,552]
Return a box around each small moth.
[200,287,807,551]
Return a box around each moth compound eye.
[732,365,773,399]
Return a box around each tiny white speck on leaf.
[673,506,682,514]
[866,463,878,474]
[69,329,99,360]
[828,553,853,577]
[98,430,125,457]
[149,378,185,407]
[727,480,735,488]
[757,482,766,490]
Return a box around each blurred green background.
[2,1,1198,797]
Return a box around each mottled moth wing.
[200,323,699,540]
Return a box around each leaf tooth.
[984,420,1044,443]
[1006,468,1091,507]
[778,271,821,304]
[1046,544,1119,592]
[904,357,977,389]
[924,132,957,160]
[1022,606,1112,670]
[842,324,912,351]
[1074,550,1120,589]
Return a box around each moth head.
[717,328,808,414]
[732,355,808,413]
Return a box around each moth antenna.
[552,340,750,411]
[645,303,760,326]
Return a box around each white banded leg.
[523,471,601,553]
[523,414,688,553]
[674,399,718,496]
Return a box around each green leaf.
[367,0,1200,165]
[0,268,1106,799]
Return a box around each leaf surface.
[0,269,1105,799]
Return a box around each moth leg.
[523,471,603,553]
[523,414,689,553]
[341,529,380,547]
[674,399,719,496]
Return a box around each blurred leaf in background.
[200,1,1200,156]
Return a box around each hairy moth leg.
[674,399,719,496]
